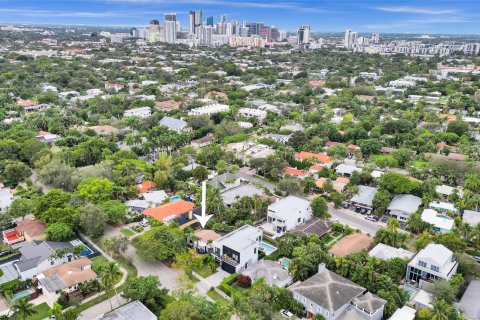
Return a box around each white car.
[280,309,293,319]
[139,219,149,227]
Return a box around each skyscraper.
[207,16,214,26]
[220,14,227,24]
[371,33,380,44]
[189,10,203,34]
[344,29,357,49]
[246,22,264,36]
[164,13,177,44]
[297,25,311,44]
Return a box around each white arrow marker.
[194,180,213,228]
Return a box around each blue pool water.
[12,290,30,301]
[404,289,415,297]
[259,242,277,255]
[81,247,94,256]
[170,195,181,201]
[437,214,452,221]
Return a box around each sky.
[0,0,479,34]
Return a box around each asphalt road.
[328,204,382,235]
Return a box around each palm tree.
[457,221,472,241]
[11,298,37,320]
[465,173,480,192]
[472,223,480,249]
[100,261,122,310]
[229,294,250,320]
[386,218,400,232]
[428,299,458,320]
[407,213,424,234]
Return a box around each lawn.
[121,229,135,237]
[412,160,428,168]
[207,289,229,306]
[26,302,50,320]
[92,256,109,273]
[193,260,218,278]
[322,235,334,243]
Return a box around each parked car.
[332,218,339,223]
[139,218,148,227]
[280,309,293,319]
[341,201,349,209]
[365,216,377,222]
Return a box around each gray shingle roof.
[221,184,264,206]
[16,241,73,272]
[158,116,187,131]
[352,292,387,314]
[351,186,378,207]
[388,194,422,213]
[290,268,365,313]
[97,300,157,320]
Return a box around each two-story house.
[290,264,386,320]
[266,196,312,235]
[211,224,262,274]
[406,243,458,287]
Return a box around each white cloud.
[374,6,460,15]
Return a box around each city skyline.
[1,0,480,34]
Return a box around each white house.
[266,196,312,234]
[420,209,454,233]
[428,201,458,214]
[290,264,386,320]
[237,108,267,123]
[38,257,97,307]
[368,243,415,261]
[211,224,262,274]
[158,116,189,132]
[387,194,422,221]
[188,104,230,116]
[406,243,458,287]
[123,107,151,118]
[14,241,75,280]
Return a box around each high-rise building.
[164,13,177,44]
[164,13,176,22]
[297,25,311,44]
[246,22,264,36]
[207,16,214,26]
[239,26,249,37]
[189,10,203,34]
[130,28,139,38]
[371,33,380,44]
[197,25,214,46]
[278,30,288,42]
[344,29,357,49]
[220,14,227,24]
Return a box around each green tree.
[122,276,169,314]
[1,161,31,186]
[173,251,202,280]
[45,222,75,241]
[358,138,382,158]
[311,196,329,218]
[11,298,37,320]
[191,166,209,182]
[78,204,108,238]
[101,200,128,224]
[132,224,187,261]
[77,177,115,203]
[372,189,392,216]
[447,120,469,137]
[99,261,122,311]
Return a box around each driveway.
[0,261,19,285]
[328,204,382,235]
[79,294,128,320]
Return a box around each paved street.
[328,204,382,235]
[79,294,128,320]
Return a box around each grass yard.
[322,235,334,243]
[121,229,135,237]
[412,160,428,168]
[193,261,218,278]
[26,302,50,320]
[91,256,109,273]
[207,289,229,306]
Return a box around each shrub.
[236,274,252,288]
[219,273,237,297]
[332,223,344,232]
[46,222,75,241]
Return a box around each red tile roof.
[134,180,156,193]
[144,200,195,222]
[295,151,332,165]
[284,167,309,177]
[16,219,46,238]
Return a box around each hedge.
[218,273,237,297]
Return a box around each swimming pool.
[280,258,291,270]
[259,242,277,255]
[404,288,415,297]
[12,290,31,301]
[437,214,452,221]
[170,195,181,201]
[70,239,94,256]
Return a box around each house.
[315,177,348,192]
[38,257,97,307]
[188,104,230,116]
[241,260,292,288]
[123,107,151,118]
[281,123,304,132]
[328,233,374,257]
[388,306,416,320]
[220,184,264,207]
[158,116,189,132]
[368,243,415,261]
[350,186,378,213]
[334,164,360,177]
[208,173,242,192]
[428,201,458,214]
[462,210,480,226]
[264,134,291,144]
[14,241,75,280]
[294,151,333,168]
[125,199,149,213]
[14,219,46,242]
[420,209,454,233]
[291,217,332,238]
[190,229,221,253]
[0,188,13,211]
[191,133,215,148]
[290,264,386,320]
[89,125,119,135]
[435,185,463,200]
[456,280,480,320]
[237,108,267,123]
[155,100,181,112]
[134,180,156,194]
[144,200,199,225]
[283,167,310,179]
[142,190,168,206]
[387,194,422,221]
[36,131,60,144]
[211,224,262,274]
[95,300,157,320]
[266,196,312,234]
[406,243,458,287]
